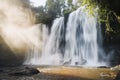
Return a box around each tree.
[45,0,65,18]
[34,0,65,24]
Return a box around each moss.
[63,5,78,15]
[76,0,120,44]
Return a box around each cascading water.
[40,6,107,66]
[0,0,107,66]
[24,24,49,65]
[64,6,106,66]
[39,17,64,65]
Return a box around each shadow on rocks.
[9,67,39,76]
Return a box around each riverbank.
[0,65,120,80]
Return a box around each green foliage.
[63,0,78,14]
[77,0,109,16]
[34,0,79,24]
[34,0,65,24]
[46,0,65,18]
[76,0,98,16]
[33,6,49,24]
[63,5,78,14]
[34,0,119,29]
[67,0,73,6]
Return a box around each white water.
[39,17,64,65]
[24,24,49,65]
[20,5,107,66]
[64,6,106,66]
[0,0,107,66]
[39,6,107,66]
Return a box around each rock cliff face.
[100,0,120,66]
[103,12,120,45]
[107,0,120,16]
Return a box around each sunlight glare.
[30,0,47,7]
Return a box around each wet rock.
[63,59,71,65]
[109,50,120,66]
[108,11,120,32]
[0,69,3,72]
[98,66,109,68]
[9,67,39,76]
[111,65,120,71]
[114,71,120,80]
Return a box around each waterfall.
[39,17,64,65]
[40,6,107,66]
[64,6,105,66]
[0,0,108,66]
[24,24,49,65]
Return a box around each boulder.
[9,67,39,76]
